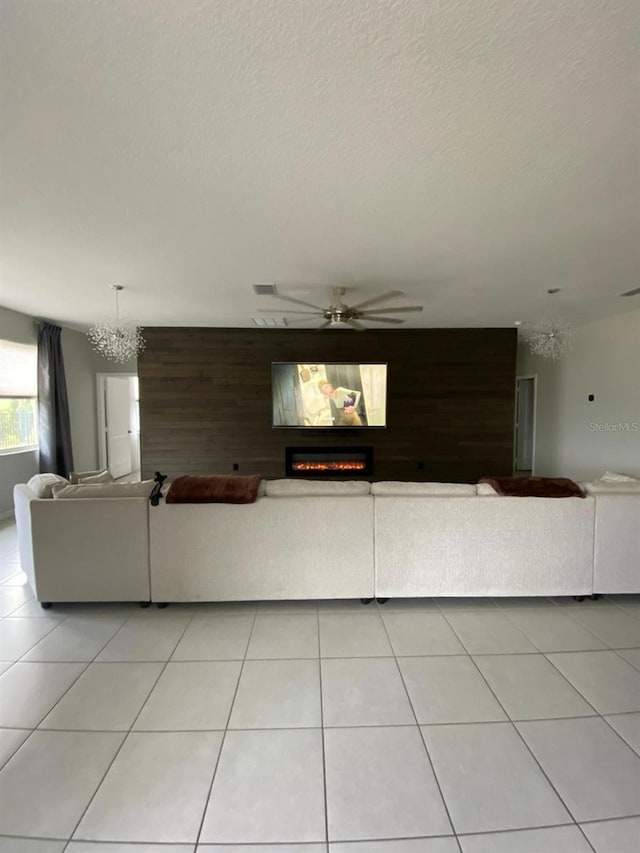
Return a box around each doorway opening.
[514,375,537,475]
[97,373,140,480]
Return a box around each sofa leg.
[360,598,373,605]
[156,602,169,609]
[139,601,151,608]
[40,602,52,610]
[589,594,601,601]
[376,597,389,604]
[573,596,586,602]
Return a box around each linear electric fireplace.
[285,446,373,478]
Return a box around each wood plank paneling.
[139,328,517,482]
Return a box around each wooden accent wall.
[139,328,517,482]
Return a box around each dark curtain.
[38,323,74,477]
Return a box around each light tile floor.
[1,521,640,851]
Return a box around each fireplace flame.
[292,461,366,471]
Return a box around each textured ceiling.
[1,0,638,329]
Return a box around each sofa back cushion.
[78,469,114,484]
[69,468,113,484]
[583,480,640,494]
[600,471,639,483]
[371,481,476,497]
[265,479,371,497]
[27,473,69,499]
[52,481,155,499]
[476,482,499,496]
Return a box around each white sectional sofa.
[373,485,596,599]
[589,489,640,594]
[14,484,151,605]
[150,488,374,602]
[13,478,640,605]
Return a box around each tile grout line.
[5,710,640,736]
[193,603,261,848]
[446,607,547,655]
[554,600,640,648]
[4,611,70,662]
[62,610,197,847]
[612,647,640,672]
[498,604,608,654]
[593,713,640,760]
[540,648,640,758]
[16,611,149,736]
[19,610,133,665]
[492,609,610,722]
[3,593,41,619]
[598,596,640,622]
[9,647,640,662]
[376,605,463,851]
[439,605,596,730]
[540,652,622,717]
[437,607,599,853]
[317,602,331,847]
[8,818,640,848]
[0,729,32,774]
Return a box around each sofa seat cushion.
[52,481,155,499]
[371,481,476,497]
[27,473,69,499]
[265,479,371,497]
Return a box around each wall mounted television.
[272,363,387,428]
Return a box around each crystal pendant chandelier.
[87,285,145,363]
[521,318,574,361]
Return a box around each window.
[0,339,38,452]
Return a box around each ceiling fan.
[259,287,423,329]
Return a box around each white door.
[105,376,133,478]
[514,376,536,473]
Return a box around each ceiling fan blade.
[347,290,403,310]
[269,293,326,311]
[346,319,367,330]
[357,315,404,324]
[361,305,423,314]
[315,320,333,330]
[258,309,323,315]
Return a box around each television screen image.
[272,363,387,428]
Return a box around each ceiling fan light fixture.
[262,286,423,329]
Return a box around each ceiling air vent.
[252,317,287,327]
[620,286,640,297]
[252,284,277,296]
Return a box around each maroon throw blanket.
[166,474,262,504]
[478,476,585,498]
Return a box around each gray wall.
[517,308,640,480]
[63,328,136,472]
[0,304,136,516]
